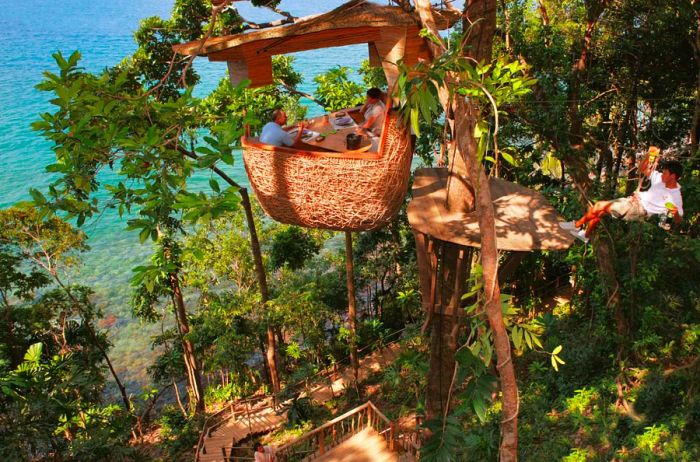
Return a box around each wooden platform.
[407,168,574,251]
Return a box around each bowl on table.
[334,115,353,126]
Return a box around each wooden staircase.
[275,401,419,462]
[313,427,399,462]
[195,341,404,462]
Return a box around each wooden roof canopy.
[173,0,459,88]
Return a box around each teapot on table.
[346,133,362,150]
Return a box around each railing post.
[319,428,325,455]
[221,447,227,461]
[389,423,395,451]
[246,400,253,435]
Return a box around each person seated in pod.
[561,148,684,242]
[260,109,306,147]
[354,87,386,137]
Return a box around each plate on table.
[290,128,314,140]
[335,116,353,126]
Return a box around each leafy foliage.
[313,66,365,112]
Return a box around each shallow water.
[0,0,372,388]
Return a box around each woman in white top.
[357,87,386,136]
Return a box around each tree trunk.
[691,3,700,155]
[173,378,187,417]
[345,232,360,386]
[169,272,205,413]
[565,1,626,336]
[178,147,281,394]
[473,165,519,461]
[53,276,132,412]
[413,1,518,459]
[239,188,281,394]
[414,234,472,422]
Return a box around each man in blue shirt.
[260,109,305,147]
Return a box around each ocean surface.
[0,0,374,388]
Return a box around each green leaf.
[410,107,420,136]
[139,228,150,244]
[551,354,559,371]
[24,343,43,363]
[29,188,47,205]
[512,326,523,351]
[501,151,517,166]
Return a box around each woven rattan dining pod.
[241,110,411,231]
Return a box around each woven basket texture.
[242,113,411,231]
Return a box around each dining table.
[290,109,376,153]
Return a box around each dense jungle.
[1,0,699,461]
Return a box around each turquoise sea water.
[0,0,371,387]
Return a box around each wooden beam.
[373,27,407,90]
[209,27,381,62]
[368,42,381,67]
[227,55,273,88]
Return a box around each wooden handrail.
[194,327,408,461]
[278,402,371,451]
[194,393,272,461]
[275,400,396,461]
[367,400,392,426]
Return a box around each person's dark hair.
[662,160,683,179]
[366,87,382,100]
[254,441,263,450]
[271,109,285,123]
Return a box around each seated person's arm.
[284,122,305,146]
[639,155,653,178]
[360,114,379,131]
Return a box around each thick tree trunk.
[691,6,700,155]
[413,1,518,459]
[414,235,471,422]
[169,272,205,413]
[345,232,360,386]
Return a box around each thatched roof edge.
[173,0,459,57]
